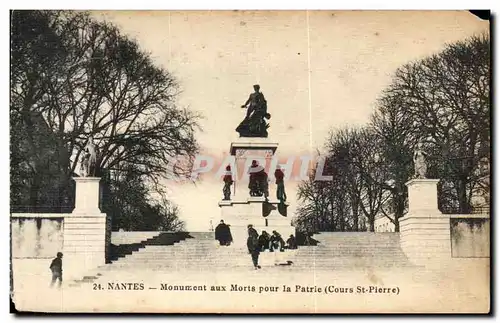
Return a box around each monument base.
[401,178,450,266]
[219,197,294,249]
[399,214,451,266]
[63,212,108,279]
[64,177,109,279]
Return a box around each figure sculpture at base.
[274,165,287,203]
[262,201,277,217]
[222,165,234,200]
[248,160,269,198]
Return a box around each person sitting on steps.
[269,230,285,252]
[258,231,270,252]
[286,234,298,250]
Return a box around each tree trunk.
[351,199,359,231]
[458,178,470,214]
[29,177,41,211]
[393,191,405,232]
[394,218,400,232]
[369,217,375,232]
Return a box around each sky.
[94,10,488,231]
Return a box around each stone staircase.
[291,232,414,269]
[70,231,415,287]
[108,231,191,262]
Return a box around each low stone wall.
[450,215,489,258]
[399,179,490,266]
[11,214,65,258]
[399,213,490,265]
[11,211,108,280]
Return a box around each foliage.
[10,10,198,230]
[296,34,490,232]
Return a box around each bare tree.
[383,34,490,213]
[11,11,199,211]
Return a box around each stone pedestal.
[218,138,294,248]
[219,197,294,249]
[406,179,440,214]
[63,177,109,278]
[230,139,278,199]
[73,177,102,215]
[400,179,451,265]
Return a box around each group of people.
[214,220,299,270]
[257,230,297,252]
[247,225,297,270]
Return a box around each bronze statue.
[274,165,287,203]
[236,84,271,137]
[222,165,234,200]
[248,160,269,199]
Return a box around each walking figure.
[49,252,63,288]
[247,225,261,270]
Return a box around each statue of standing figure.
[222,165,234,200]
[236,84,271,138]
[80,136,98,177]
[274,165,287,203]
[413,141,428,179]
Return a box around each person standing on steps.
[247,226,261,270]
[215,220,232,246]
[247,224,258,238]
[49,252,63,288]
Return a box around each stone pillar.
[63,177,108,279]
[400,179,451,266]
[406,179,440,214]
[73,177,101,214]
[230,139,278,199]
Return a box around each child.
[49,252,63,288]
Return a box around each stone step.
[104,262,413,270]
[116,257,410,264]
[121,248,406,254]
[315,239,401,244]
[122,252,407,259]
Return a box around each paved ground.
[12,258,489,313]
